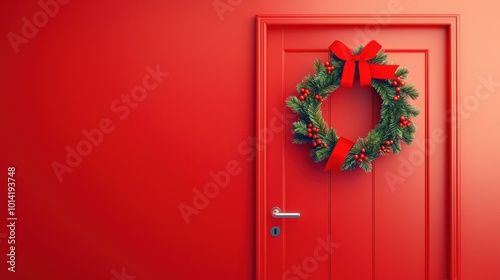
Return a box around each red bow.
[329,40,399,88]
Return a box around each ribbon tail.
[325,137,355,174]
[369,64,399,80]
[358,61,372,87]
[340,61,355,88]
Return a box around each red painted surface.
[0,1,499,280]
[256,15,457,280]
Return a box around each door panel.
[257,16,459,280]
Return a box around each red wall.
[1,1,499,279]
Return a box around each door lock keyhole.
[270,226,281,237]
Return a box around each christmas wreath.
[285,40,419,174]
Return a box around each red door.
[257,15,459,280]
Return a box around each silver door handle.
[271,207,300,218]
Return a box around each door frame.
[256,14,460,280]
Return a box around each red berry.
[361,148,366,153]
[299,95,305,101]
[399,123,404,127]
[390,140,394,144]
[381,145,385,149]
[395,87,401,93]
[312,135,317,139]
[323,143,328,148]
[315,95,319,99]
[365,157,369,161]
[324,61,330,67]
[407,123,411,127]
[312,142,317,147]
[399,81,405,86]
[319,97,324,102]
[360,154,365,159]
[378,149,382,153]
[305,89,310,94]
[392,81,398,86]
[393,96,399,101]
[312,127,319,133]
[300,88,305,93]
[307,133,313,137]
[385,141,391,146]
[308,123,313,128]
[396,76,402,81]
[387,149,391,153]
[358,159,363,163]
[307,128,312,133]
[316,139,322,144]
[354,155,359,159]
[407,118,411,122]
